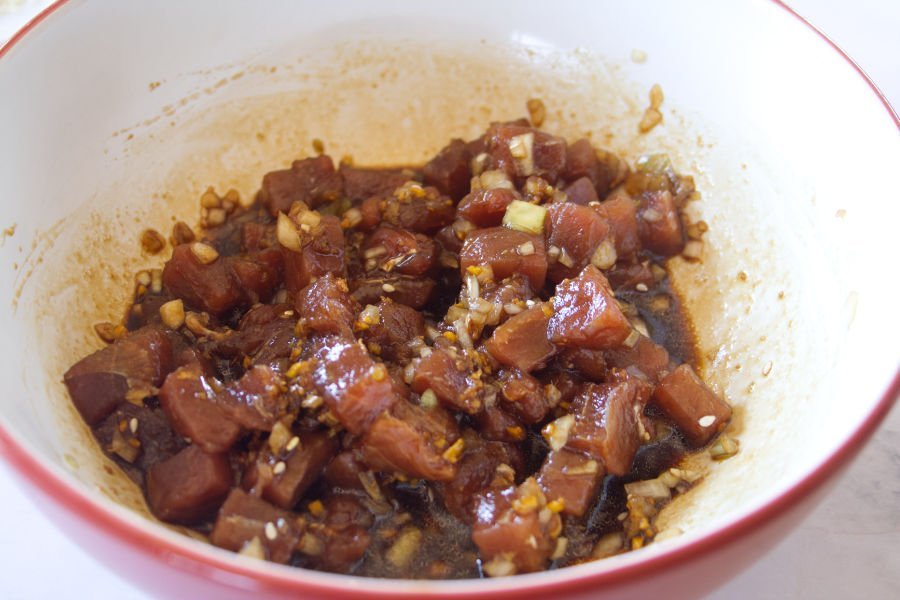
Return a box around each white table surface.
[1,1,898,598]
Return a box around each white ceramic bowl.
[0,1,897,598]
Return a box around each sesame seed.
[265,522,278,540]
[285,436,300,452]
[762,360,773,376]
[129,418,139,434]
[382,283,396,293]
[698,415,716,428]
[273,461,286,475]
[635,283,649,292]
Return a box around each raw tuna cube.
[604,334,671,383]
[360,400,460,481]
[340,165,413,202]
[244,431,338,509]
[159,364,242,454]
[359,298,425,363]
[561,138,614,199]
[357,196,383,231]
[227,253,281,305]
[560,348,608,382]
[349,274,435,309]
[548,265,631,350]
[475,406,527,443]
[563,176,600,206]
[412,347,483,414]
[637,190,684,256]
[460,227,547,291]
[486,123,567,183]
[594,190,641,259]
[64,327,174,425]
[606,260,655,291]
[210,488,302,564]
[499,369,550,424]
[323,450,367,490]
[566,381,643,476]
[537,449,605,517]
[485,305,556,372]
[471,478,561,575]
[381,186,456,234]
[161,244,245,316]
[146,445,232,524]
[423,138,473,200]
[652,364,731,446]
[259,155,343,215]
[295,273,359,339]
[457,188,519,227]
[311,337,397,434]
[439,433,523,522]
[212,303,296,358]
[218,365,285,431]
[313,495,374,572]
[282,214,345,295]
[546,202,612,283]
[363,225,438,277]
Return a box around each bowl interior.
[0,0,897,591]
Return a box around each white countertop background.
[1,1,897,598]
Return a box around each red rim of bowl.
[1,1,898,596]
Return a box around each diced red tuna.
[210,488,302,564]
[594,190,641,259]
[295,273,359,339]
[350,274,435,309]
[340,165,413,202]
[217,365,285,431]
[146,445,232,524]
[486,123,567,184]
[359,298,425,363]
[563,176,600,206]
[259,155,343,215]
[243,431,338,509]
[363,225,438,277]
[460,227,547,291]
[357,196,383,231]
[323,450,367,490]
[457,188,519,227]
[485,305,556,372]
[475,406,527,443]
[546,202,612,283]
[162,244,279,316]
[471,478,561,575]
[565,380,644,476]
[423,138,473,200]
[652,364,731,446]
[637,190,684,256]
[360,400,460,481]
[560,348,608,382]
[561,138,614,199]
[412,347,483,414]
[498,369,550,424]
[282,214,346,295]
[548,265,632,350]
[439,433,523,522]
[381,187,456,234]
[311,337,397,434]
[605,334,671,383]
[537,449,605,517]
[64,327,174,425]
[159,364,242,454]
